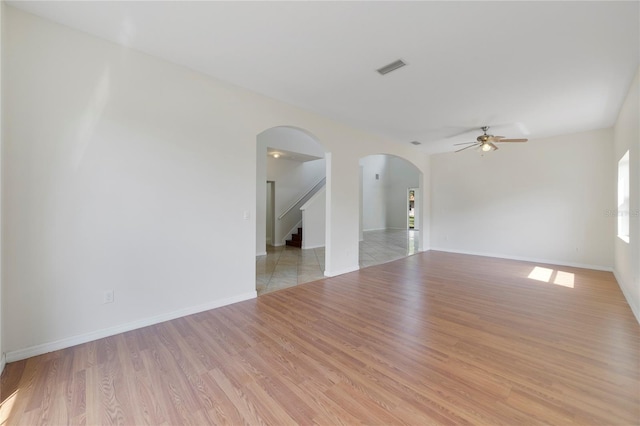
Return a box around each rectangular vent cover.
[377,59,407,75]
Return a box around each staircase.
[285,227,302,248]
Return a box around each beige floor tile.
[257,229,420,296]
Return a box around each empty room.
[1,1,638,425]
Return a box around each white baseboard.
[429,247,613,272]
[613,270,640,325]
[0,352,5,375]
[256,251,267,256]
[363,227,419,232]
[324,264,359,277]
[6,291,257,363]
[302,243,325,250]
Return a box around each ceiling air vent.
[376,59,407,75]
[410,141,421,145]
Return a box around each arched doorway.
[256,126,328,295]
[359,154,423,268]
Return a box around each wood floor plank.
[198,370,245,425]
[2,251,639,424]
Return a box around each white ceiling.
[267,148,322,163]
[8,1,639,153]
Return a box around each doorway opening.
[256,126,327,295]
[358,154,423,267]
[408,188,418,230]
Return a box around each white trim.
[362,227,409,232]
[429,247,613,272]
[6,291,257,363]
[613,270,640,325]
[302,243,325,250]
[256,251,267,257]
[278,177,325,220]
[0,353,6,375]
[324,264,359,277]
[300,185,326,211]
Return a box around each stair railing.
[278,177,326,221]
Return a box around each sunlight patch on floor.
[0,389,19,425]
[528,266,575,288]
[553,271,575,288]
[528,266,554,282]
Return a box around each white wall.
[360,155,387,230]
[0,0,5,374]
[267,156,325,245]
[613,67,639,323]
[431,128,614,269]
[266,181,274,245]
[301,186,326,249]
[2,7,430,359]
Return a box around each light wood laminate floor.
[2,251,639,425]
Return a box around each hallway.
[256,229,420,295]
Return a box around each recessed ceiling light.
[273,153,280,158]
[376,59,407,75]
[410,141,421,145]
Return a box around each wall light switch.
[243,210,250,220]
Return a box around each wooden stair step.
[286,227,303,248]
[286,239,302,248]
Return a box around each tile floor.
[256,229,420,295]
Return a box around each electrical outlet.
[103,290,114,304]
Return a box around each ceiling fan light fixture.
[454,126,525,154]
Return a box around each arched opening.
[359,154,423,268]
[256,126,328,295]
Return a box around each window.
[618,150,630,242]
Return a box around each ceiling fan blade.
[455,143,478,153]
[453,141,476,146]
[497,138,528,142]
[444,128,478,139]
[490,142,499,151]
[488,136,505,141]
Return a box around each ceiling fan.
[454,126,528,153]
